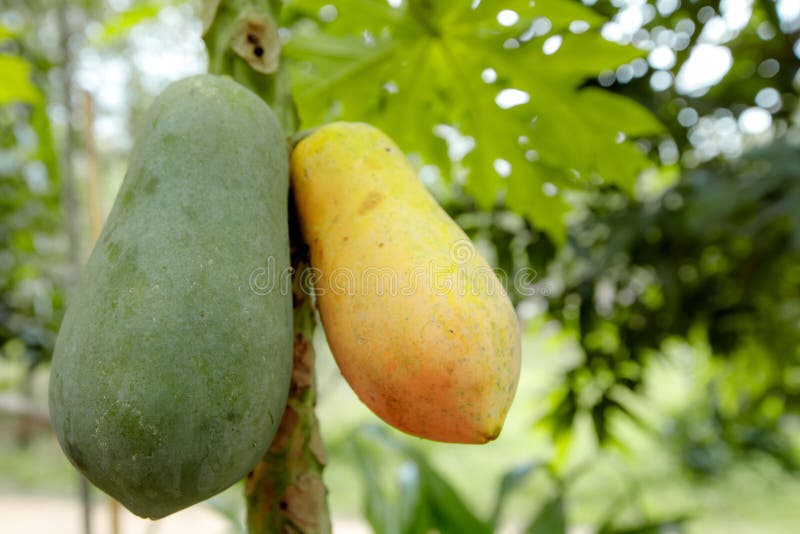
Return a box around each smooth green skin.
[49,75,292,519]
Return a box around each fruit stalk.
[203,1,330,532]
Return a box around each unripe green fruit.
[49,74,292,519]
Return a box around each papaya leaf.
[287,0,411,35]
[282,0,664,243]
[449,0,604,32]
[507,162,571,245]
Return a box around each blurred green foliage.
[0,0,181,377]
[0,23,64,374]
[346,424,692,533]
[591,0,798,155]
[542,139,800,472]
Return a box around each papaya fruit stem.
[203,0,298,134]
[288,128,317,150]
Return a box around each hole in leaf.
[481,68,497,83]
[494,158,511,178]
[542,182,558,197]
[495,88,529,109]
[497,10,519,27]
[319,4,337,22]
[542,35,562,55]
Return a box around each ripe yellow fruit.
[291,122,520,444]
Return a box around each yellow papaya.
[291,122,520,444]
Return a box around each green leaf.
[354,426,491,534]
[395,461,427,534]
[410,454,491,534]
[0,54,42,106]
[526,495,567,534]
[29,91,59,193]
[578,89,664,137]
[448,0,605,34]
[91,2,163,46]
[500,33,646,85]
[284,0,664,242]
[599,516,689,534]
[489,461,538,528]
[507,162,570,245]
[205,496,246,533]
[287,0,411,35]
[351,437,397,534]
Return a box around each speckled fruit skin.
[48,75,293,519]
[291,122,521,444]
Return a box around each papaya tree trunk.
[202,1,331,532]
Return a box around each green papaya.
[48,74,292,519]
